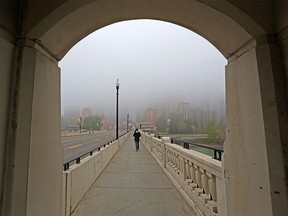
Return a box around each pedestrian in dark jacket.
[133,128,141,151]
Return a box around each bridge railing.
[141,133,225,216]
[170,138,224,161]
[63,132,128,171]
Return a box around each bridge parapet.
[62,132,131,216]
[142,133,225,216]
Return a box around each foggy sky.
[59,20,227,122]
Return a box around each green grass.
[190,146,214,157]
[157,132,208,139]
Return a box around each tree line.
[156,117,225,144]
[82,116,102,130]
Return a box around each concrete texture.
[71,137,196,216]
[62,134,131,216]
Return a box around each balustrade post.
[201,169,209,196]
[185,159,190,180]
[151,135,155,152]
[161,137,170,168]
[166,149,170,164]
[200,170,211,206]
[190,163,196,183]
[176,156,180,171]
[195,165,202,189]
[189,162,197,190]
[149,135,152,152]
[207,172,217,202]
[180,157,185,181]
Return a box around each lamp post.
[79,116,82,132]
[116,79,119,139]
[127,113,129,132]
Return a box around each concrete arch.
[25,0,265,60]
[1,1,288,216]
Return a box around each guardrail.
[171,138,224,161]
[63,132,128,171]
[142,133,225,216]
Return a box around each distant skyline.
[60,19,227,122]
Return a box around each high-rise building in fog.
[180,102,190,122]
[160,103,169,118]
[143,108,158,125]
[136,111,143,124]
[64,107,80,131]
[168,101,178,114]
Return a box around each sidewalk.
[72,136,196,216]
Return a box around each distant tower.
[180,102,190,122]
[143,108,158,125]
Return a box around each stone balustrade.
[141,133,225,216]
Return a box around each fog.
[60,20,227,122]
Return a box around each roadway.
[62,130,126,164]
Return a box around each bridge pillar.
[2,40,62,216]
[224,38,288,216]
[0,33,14,213]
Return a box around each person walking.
[133,128,141,151]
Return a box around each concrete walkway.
[72,137,196,216]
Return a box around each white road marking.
[68,144,82,149]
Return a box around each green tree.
[177,121,188,133]
[169,119,178,133]
[156,117,166,132]
[83,116,102,130]
[205,121,225,144]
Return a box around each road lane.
[62,130,127,164]
[68,144,83,149]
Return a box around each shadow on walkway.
[72,136,196,216]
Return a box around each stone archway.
[2,1,288,215]
[26,0,258,60]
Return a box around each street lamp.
[116,79,119,139]
[127,113,129,132]
[79,116,82,132]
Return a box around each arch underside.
[2,0,288,215]
[26,0,265,60]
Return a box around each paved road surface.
[62,130,126,164]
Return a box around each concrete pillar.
[2,40,62,216]
[224,39,288,216]
[0,34,14,212]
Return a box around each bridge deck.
[71,136,196,216]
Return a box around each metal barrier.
[171,138,224,161]
[63,132,128,171]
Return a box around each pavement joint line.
[102,172,165,174]
[92,186,175,190]
[103,171,164,174]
